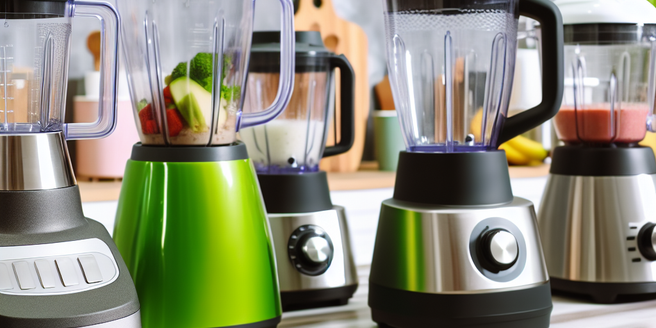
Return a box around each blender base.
[369,282,552,328]
[551,277,656,304]
[281,284,358,311]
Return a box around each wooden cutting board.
[294,0,369,173]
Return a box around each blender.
[112,0,296,327]
[241,31,358,311]
[0,0,141,327]
[368,0,564,327]
[539,0,656,304]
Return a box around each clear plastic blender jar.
[241,31,355,173]
[383,0,564,153]
[117,0,296,146]
[0,0,119,139]
[554,24,656,145]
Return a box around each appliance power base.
[369,282,552,328]
[281,284,358,311]
[551,277,656,303]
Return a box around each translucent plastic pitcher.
[383,0,564,152]
[117,0,296,146]
[554,25,656,145]
[241,31,355,173]
[0,0,119,139]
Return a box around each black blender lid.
[564,23,656,44]
[0,0,68,18]
[251,31,331,55]
[250,31,333,73]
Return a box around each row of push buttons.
[0,255,104,291]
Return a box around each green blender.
[112,0,296,327]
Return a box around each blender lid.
[0,0,68,18]
[249,31,332,72]
[554,0,656,25]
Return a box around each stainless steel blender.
[368,0,564,327]
[242,31,358,311]
[539,0,656,304]
[0,0,141,326]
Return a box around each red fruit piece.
[163,86,172,100]
[144,120,159,135]
[138,103,154,133]
[166,108,184,137]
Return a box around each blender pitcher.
[0,0,118,140]
[385,0,563,153]
[242,31,355,173]
[118,0,295,146]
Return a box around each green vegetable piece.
[171,62,188,81]
[169,77,211,133]
[137,99,149,111]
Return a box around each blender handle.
[498,0,564,144]
[323,54,356,158]
[64,0,120,140]
[240,0,296,129]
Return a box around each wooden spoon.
[87,31,101,71]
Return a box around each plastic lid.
[554,0,656,25]
[0,0,67,18]
[251,31,330,56]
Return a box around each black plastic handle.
[323,54,356,158]
[498,0,564,144]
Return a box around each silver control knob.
[638,222,656,261]
[302,236,332,264]
[489,231,519,266]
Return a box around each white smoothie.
[240,119,326,170]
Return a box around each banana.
[640,132,656,155]
[469,108,484,140]
[499,142,532,165]
[506,135,548,161]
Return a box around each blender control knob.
[480,229,519,272]
[301,236,332,264]
[287,225,334,276]
[638,223,656,261]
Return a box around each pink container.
[74,96,139,179]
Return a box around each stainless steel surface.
[538,174,656,283]
[651,228,656,255]
[302,237,332,264]
[0,239,119,296]
[269,206,358,292]
[0,132,76,190]
[489,231,519,265]
[82,311,141,328]
[369,197,550,294]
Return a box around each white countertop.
[82,175,656,327]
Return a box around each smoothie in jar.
[554,103,649,144]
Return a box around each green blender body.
[114,146,280,327]
[113,0,297,326]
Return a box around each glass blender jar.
[368,0,564,327]
[241,31,358,311]
[112,1,296,327]
[539,0,656,303]
[0,1,141,327]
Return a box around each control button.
[34,260,56,289]
[78,255,103,284]
[55,258,79,287]
[638,222,656,261]
[302,237,332,264]
[0,263,13,290]
[479,229,519,272]
[12,261,36,290]
[288,225,335,276]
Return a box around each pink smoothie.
[554,104,650,144]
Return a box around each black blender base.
[222,316,281,328]
[551,277,656,304]
[282,284,358,312]
[369,282,552,328]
